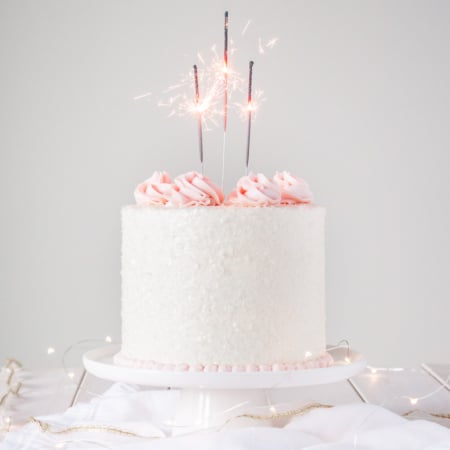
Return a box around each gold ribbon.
[403,410,450,420]
[29,402,450,439]
[223,402,333,426]
[29,417,161,439]
[30,403,333,438]
[0,359,22,408]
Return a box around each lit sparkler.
[193,65,204,174]
[224,11,229,133]
[143,15,278,171]
[222,10,229,189]
[245,61,254,174]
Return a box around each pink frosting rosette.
[273,171,313,204]
[227,172,281,206]
[134,171,173,205]
[170,171,224,206]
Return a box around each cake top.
[134,171,313,207]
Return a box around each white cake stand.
[83,344,366,435]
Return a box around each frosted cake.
[114,171,332,371]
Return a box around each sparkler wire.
[193,65,204,174]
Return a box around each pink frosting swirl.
[134,171,173,205]
[227,173,281,206]
[170,171,224,206]
[273,171,313,204]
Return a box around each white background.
[0,0,449,368]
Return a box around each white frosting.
[120,205,326,366]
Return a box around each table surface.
[1,362,449,440]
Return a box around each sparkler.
[245,61,254,174]
[193,65,204,174]
[224,11,229,132]
[222,10,229,188]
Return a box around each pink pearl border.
[113,351,334,372]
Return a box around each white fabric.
[1,383,449,449]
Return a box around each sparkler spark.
[197,52,206,65]
[241,19,252,36]
[258,37,265,55]
[132,92,152,101]
[154,14,275,162]
[266,37,279,49]
[235,88,265,120]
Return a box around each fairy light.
[47,347,55,355]
[304,351,312,359]
[402,376,450,406]
[105,336,112,343]
[67,371,75,380]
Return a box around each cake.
[114,171,332,371]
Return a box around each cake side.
[119,204,327,369]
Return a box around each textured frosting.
[119,205,326,367]
[170,171,224,206]
[134,171,173,205]
[227,173,281,206]
[273,171,313,205]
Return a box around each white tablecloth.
[1,383,449,449]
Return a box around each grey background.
[0,0,449,368]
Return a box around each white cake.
[116,203,328,371]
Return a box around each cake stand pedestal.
[83,345,366,435]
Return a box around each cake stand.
[83,344,366,435]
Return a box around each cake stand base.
[83,345,366,435]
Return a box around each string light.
[105,336,112,343]
[47,347,55,355]
[402,377,449,406]
[1,340,448,439]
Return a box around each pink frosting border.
[113,351,334,372]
